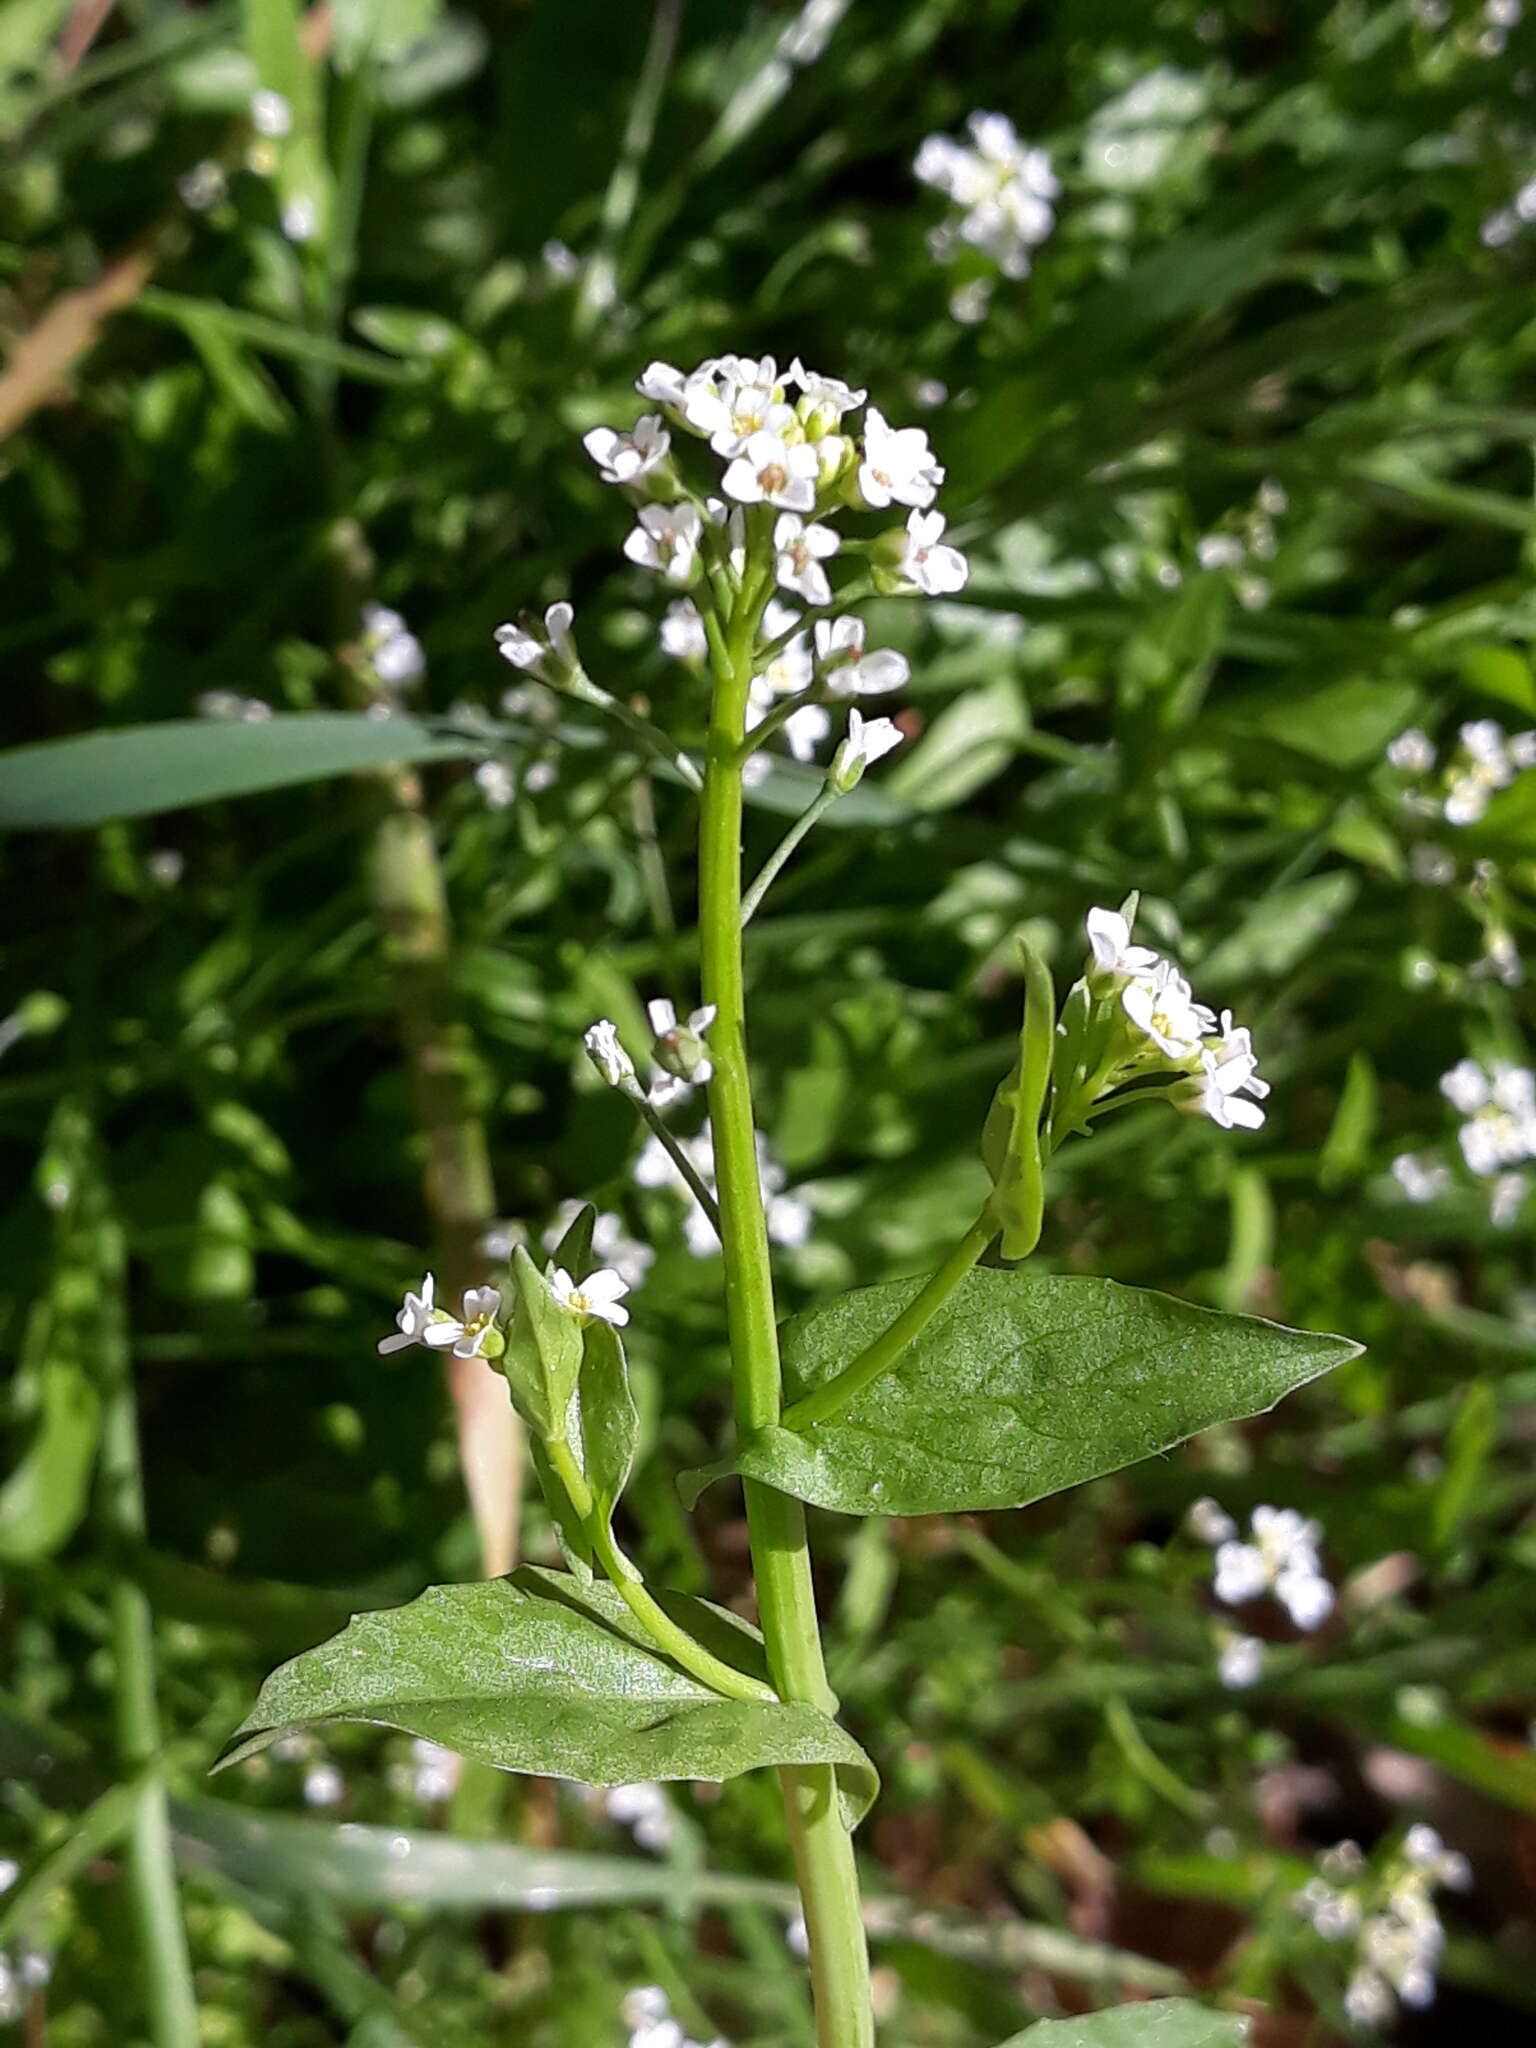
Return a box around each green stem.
[698,584,875,2048]
[569,673,704,790]
[631,1088,722,1236]
[545,1441,771,1704]
[97,1188,199,2048]
[782,1209,997,1432]
[572,0,682,337]
[740,784,839,925]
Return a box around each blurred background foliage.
[3,0,1536,2042]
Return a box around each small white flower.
[635,360,687,406]
[1213,1540,1269,1606]
[898,509,969,595]
[857,407,944,510]
[583,1019,637,1091]
[1391,1153,1451,1204]
[303,1762,345,1808]
[830,708,904,791]
[546,1265,631,1327]
[722,430,819,512]
[1122,962,1214,1061]
[475,760,517,809]
[773,512,840,604]
[583,415,671,485]
[623,502,703,585]
[813,616,910,696]
[1440,1058,1489,1116]
[1196,534,1244,570]
[494,601,578,682]
[1186,1496,1237,1545]
[659,598,707,662]
[783,703,832,761]
[1343,1968,1396,2029]
[605,1781,674,1853]
[251,89,293,139]
[788,358,866,421]
[1276,1564,1334,1631]
[1191,1013,1270,1131]
[445,1285,503,1359]
[1510,729,1536,767]
[1085,905,1160,981]
[361,602,425,688]
[1218,1632,1265,1690]
[281,195,318,244]
[1387,728,1437,773]
[378,1275,445,1355]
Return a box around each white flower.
[635,360,687,406]
[648,999,716,1086]
[623,502,703,585]
[1085,905,1159,981]
[605,1781,674,1853]
[830,708,904,791]
[788,359,866,420]
[303,1762,345,1808]
[1218,1633,1265,1690]
[1439,1058,1488,1115]
[494,601,578,681]
[1191,1013,1270,1131]
[857,408,944,510]
[783,703,832,762]
[659,598,707,662]
[1186,1496,1237,1545]
[1510,729,1536,767]
[722,430,819,512]
[361,603,425,688]
[442,1285,503,1359]
[1391,1153,1451,1203]
[1343,1969,1396,2029]
[813,616,910,696]
[898,509,969,595]
[1212,1541,1269,1606]
[251,89,293,139]
[546,1265,630,1327]
[1387,728,1436,773]
[475,760,517,809]
[281,196,318,244]
[773,513,840,604]
[378,1274,444,1355]
[1213,1505,1333,1631]
[1122,962,1214,1060]
[916,114,1057,279]
[583,1018,637,1091]
[583,415,671,484]
[411,1739,462,1805]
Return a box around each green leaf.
[501,1245,583,1440]
[688,1270,1358,1518]
[0,716,483,828]
[995,1998,1249,2048]
[884,675,1028,811]
[221,1567,878,1823]
[580,1320,638,1530]
[1194,872,1357,989]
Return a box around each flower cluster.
[359,602,425,692]
[914,112,1058,300]
[1439,1057,1536,1175]
[1084,906,1270,1131]
[376,1275,504,1361]
[622,1984,727,2048]
[1387,718,1536,827]
[1295,1828,1470,2030]
[1190,1499,1335,1631]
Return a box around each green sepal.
[498,1244,582,1441]
[984,936,1055,1259]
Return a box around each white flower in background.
[830,708,904,792]
[411,1739,462,1805]
[546,1265,631,1327]
[177,160,227,212]
[1443,719,1515,825]
[1490,1172,1526,1227]
[754,598,813,697]
[1391,1153,1451,1204]
[659,597,708,661]
[1386,728,1436,773]
[1439,1058,1536,1175]
[722,430,818,512]
[915,112,1058,281]
[475,760,517,809]
[634,1126,806,1255]
[605,1782,674,1853]
[1185,1496,1237,1545]
[648,999,717,1087]
[250,88,293,138]
[1302,1828,1469,2030]
[813,616,910,696]
[856,407,943,510]
[280,196,318,244]
[1512,729,1536,767]
[1196,533,1244,571]
[378,1274,446,1355]
[303,1762,345,1808]
[771,513,840,605]
[898,509,969,595]
[1122,961,1215,1061]
[1211,1504,1334,1630]
[540,1202,655,1292]
[583,415,671,485]
[583,1018,638,1092]
[360,603,425,688]
[1085,905,1160,982]
[783,703,832,762]
[1217,1631,1265,1690]
[624,502,703,585]
[495,601,578,682]
[1083,66,1207,190]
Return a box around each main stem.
[97,1198,199,2048]
[699,596,875,2048]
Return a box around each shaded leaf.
[996,1998,1249,2048]
[222,1567,878,1823]
[687,1271,1357,1518]
[0,716,483,829]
